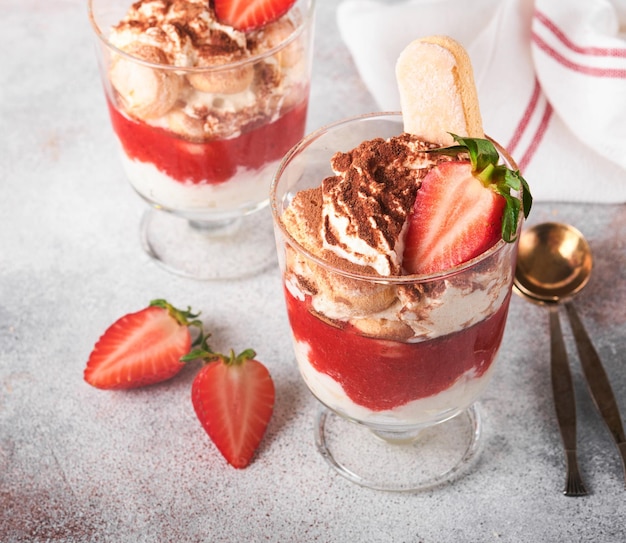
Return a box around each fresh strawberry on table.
[213,0,297,32]
[84,299,202,390]
[403,135,532,275]
[186,344,275,469]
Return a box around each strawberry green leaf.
[453,135,499,173]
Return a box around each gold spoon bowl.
[514,222,593,304]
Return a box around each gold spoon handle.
[549,307,588,496]
[565,302,626,480]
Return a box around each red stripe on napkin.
[518,102,552,173]
[534,10,626,58]
[508,79,541,155]
[532,31,626,78]
[507,78,552,173]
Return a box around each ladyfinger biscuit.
[110,43,181,120]
[395,35,483,145]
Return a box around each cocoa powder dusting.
[321,134,447,274]
[113,1,252,66]
[283,133,461,276]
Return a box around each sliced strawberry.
[403,160,505,275]
[213,0,296,32]
[402,135,533,275]
[84,300,201,390]
[191,349,275,468]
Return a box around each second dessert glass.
[271,113,522,492]
[88,0,315,279]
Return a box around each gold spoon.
[514,222,626,495]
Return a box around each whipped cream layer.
[322,135,443,275]
[119,152,277,213]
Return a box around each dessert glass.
[271,113,522,492]
[88,0,315,279]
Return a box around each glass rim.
[87,0,316,73]
[270,111,523,284]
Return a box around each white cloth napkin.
[337,0,626,203]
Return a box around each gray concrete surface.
[1,1,626,541]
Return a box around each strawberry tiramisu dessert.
[91,0,314,216]
[272,36,532,430]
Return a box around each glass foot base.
[140,207,276,280]
[314,404,482,492]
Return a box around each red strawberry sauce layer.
[106,97,308,185]
[285,288,511,411]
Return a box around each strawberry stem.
[150,299,202,327]
[475,162,495,186]
[179,330,256,366]
[235,349,257,364]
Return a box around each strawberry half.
[189,348,275,469]
[84,300,202,390]
[403,135,532,275]
[403,160,504,274]
[213,0,297,32]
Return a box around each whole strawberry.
[84,299,202,390]
[187,346,275,469]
